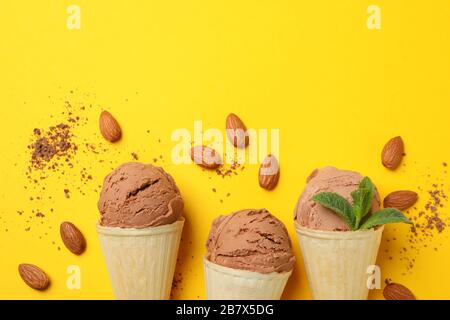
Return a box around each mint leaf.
[312,192,355,230]
[359,177,376,197]
[351,188,370,229]
[351,177,376,229]
[359,208,412,230]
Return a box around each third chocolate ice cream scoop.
[294,166,381,231]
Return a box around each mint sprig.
[312,176,412,231]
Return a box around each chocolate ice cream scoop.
[294,166,381,231]
[98,162,183,228]
[206,209,295,274]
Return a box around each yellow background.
[1,0,449,299]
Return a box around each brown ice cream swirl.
[294,166,381,231]
[98,162,184,228]
[206,209,295,274]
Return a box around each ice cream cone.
[203,258,292,300]
[97,218,184,300]
[295,224,383,300]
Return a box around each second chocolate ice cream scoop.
[206,208,295,274]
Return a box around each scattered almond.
[381,136,404,170]
[60,221,86,255]
[99,110,122,142]
[383,283,416,300]
[306,169,319,183]
[18,264,50,291]
[226,113,249,148]
[259,154,280,190]
[190,146,222,169]
[384,190,418,210]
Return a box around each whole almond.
[190,146,222,169]
[99,110,122,142]
[259,154,280,190]
[383,190,418,210]
[18,264,50,290]
[383,283,416,300]
[226,113,249,148]
[60,221,86,255]
[306,168,319,183]
[381,136,404,170]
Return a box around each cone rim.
[294,223,384,240]
[203,257,292,280]
[96,217,185,236]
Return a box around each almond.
[383,190,418,210]
[259,154,280,190]
[226,113,249,148]
[18,264,50,290]
[99,110,122,142]
[60,221,86,255]
[381,136,404,170]
[190,146,222,169]
[383,283,416,300]
[306,168,319,183]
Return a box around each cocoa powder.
[383,163,449,273]
[15,94,156,245]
